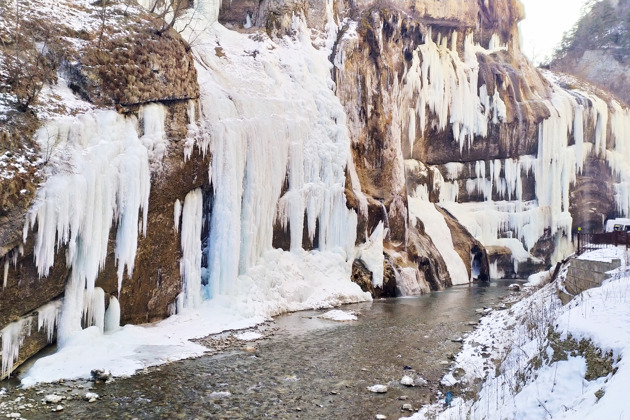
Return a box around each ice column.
[180,189,203,309]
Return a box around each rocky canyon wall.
[2,0,630,380]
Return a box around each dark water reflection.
[1,280,521,420]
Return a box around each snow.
[405,247,630,420]
[317,309,357,322]
[234,331,262,341]
[524,269,551,287]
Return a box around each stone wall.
[559,257,622,304]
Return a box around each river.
[0,280,522,419]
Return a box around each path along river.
[0,280,522,419]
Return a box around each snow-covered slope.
[408,247,630,420]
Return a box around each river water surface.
[0,280,521,419]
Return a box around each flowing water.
[0,280,522,419]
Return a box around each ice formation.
[1,318,32,379]
[104,296,121,332]
[36,301,62,342]
[176,3,366,315]
[403,30,509,153]
[408,197,470,285]
[179,189,203,309]
[20,105,156,348]
[398,27,630,270]
[358,222,385,288]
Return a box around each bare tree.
[0,3,62,111]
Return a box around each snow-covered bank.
[406,247,630,420]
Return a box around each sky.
[519,0,591,65]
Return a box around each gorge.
[1,0,630,385]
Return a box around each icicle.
[1,317,33,379]
[173,199,182,233]
[140,103,167,166]
[104,296,121,333]
[3,259,8,288]
[37,300,62,343]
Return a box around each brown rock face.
[0,11,202,374]
[351,259,396,298]
[570,156,615,234]
[70,27,199,107]
[438,207,489,281]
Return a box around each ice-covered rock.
[43,394,63,404]
[400,375,414,386]
[441,373,459,387]
[84,392,99,402]
[367,384,388,393]
[90,369,112,382]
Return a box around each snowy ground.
[405,247,630,420]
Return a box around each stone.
[508,284,521,291]
[367,384,388,393]
[90,369,112,382]
[43,394,63,404]
[414,376,428,386]
[402,403,413,411]
[85,392,99,402]
[375,415,387,420]
[51,405,64,412]
[400,375,414,386]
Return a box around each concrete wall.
[559,258,621,304]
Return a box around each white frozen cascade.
[173,0,370,316]
[1,300,62,378]
[22,107,156,346]
[438,83,630,268]
[393,26,630,271]
[0,105,160,377]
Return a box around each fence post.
[577,228,581,255]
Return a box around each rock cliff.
[2,0,630,380]
[550,0,630,106]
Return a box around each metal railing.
[577,231,630,255]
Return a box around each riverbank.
[409,247,630,420]
[0,281,519,419]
